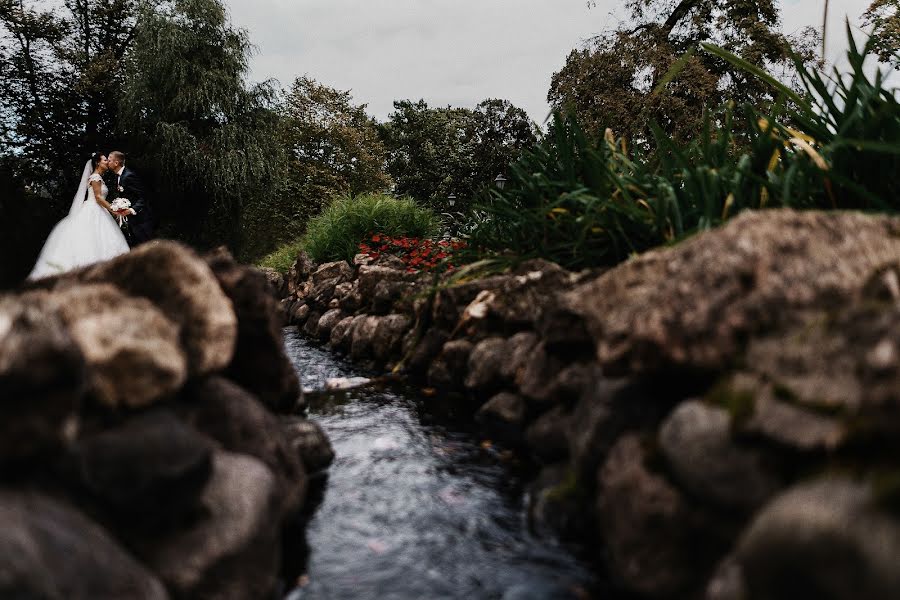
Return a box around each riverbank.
[0,242,333,599]
[280,209,900,599]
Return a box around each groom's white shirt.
[115,165,125,186]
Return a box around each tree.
[119,0,281,252]
[0,0,140,280]
[0,0,138,192]
[380,98,537,211]
[241,76,392,258]
[863,0,900,68]
[549,0,818,145]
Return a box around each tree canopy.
[863,0,900,68]
[550,0,818,145]
[119,0,282,250]
[380,98,537,211]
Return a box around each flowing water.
[282,329,601,600]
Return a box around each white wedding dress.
[28,160,130,280]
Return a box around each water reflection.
[283,329,598,599]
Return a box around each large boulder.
[60,409,213,528]
[0,490,168,599]
[178,377,307,516]
[205,250,301,412]
[598,434,720,598]
[130,452,281,600]
[564,210,900,375]
[40,284,186,409]
[77,241,238,377]
[726,477,900,600]
[0,296,84,465]
[659,400,779,512]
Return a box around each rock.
[281,417,335,473]
[525,405,572,463]
[733,477,900,600]
[477,392,527,444]
[0,490,168,599]
[371,314,413,360]
[303,311,322,338]
[315,308,345,342]
[372,278,414,315]
[431,275,512,329]
[352,252,374,267]
[329,316,356,352]
[42,284,186,409]
[597,434,706,598]
[256,267,285,298]
[405,328,449,374]
[308,277,340,308]
[310,261,353,286]
[61,409,213,528]
[659,400,779,512]
[427,339,474,388]
[291,302,310,325]
[338,280,363,313]
[568,377,668,482]
[499,331,539,381]
[290,251,316,284]
[721,374,847,452]
[0,295,84,464]
[349,315,380,360]
[79,241,238,377]
[516,345,595,408]
[465,337,508,392]
[178,377,308,517]
[131,452,281,600]
[564,210,900,375]
[357,264,415,300]
[205,250,302,413]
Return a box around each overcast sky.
[227,0,872,125]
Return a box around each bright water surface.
[282,329,601,600]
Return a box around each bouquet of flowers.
[109,197,136,226]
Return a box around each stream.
[282,328,602,599]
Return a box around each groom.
[107,151,154,247]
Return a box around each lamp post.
[494,174,507,190]
[447,193,457,208]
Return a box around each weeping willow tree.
[119,0,282,251]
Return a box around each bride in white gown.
[28,153,130,280]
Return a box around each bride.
[28,152,130,280]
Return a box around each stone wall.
[0,242,333,599]
[283,209,900,599]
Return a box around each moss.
[544,468,582,503]
[706,378,756,426]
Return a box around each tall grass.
[468,27,900,270]
[301,193,440,263]
[256,238,306,273]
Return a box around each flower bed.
[358,234,467,273]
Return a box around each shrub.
[256,238,305,273]
[468,27,900,270]
[301,193,440,263]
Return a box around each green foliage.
[863,0,900,69]
[549,0,818,146]
[120,0,282,251]
[301,193,440,264]
[380,98,537,212]
[470,28,900,270]
[241,76,393,261]
[256,238,306,274]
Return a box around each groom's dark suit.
[109,166,154,246]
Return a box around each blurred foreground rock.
[1,241,332,599]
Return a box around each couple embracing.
[28,151,154,280]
